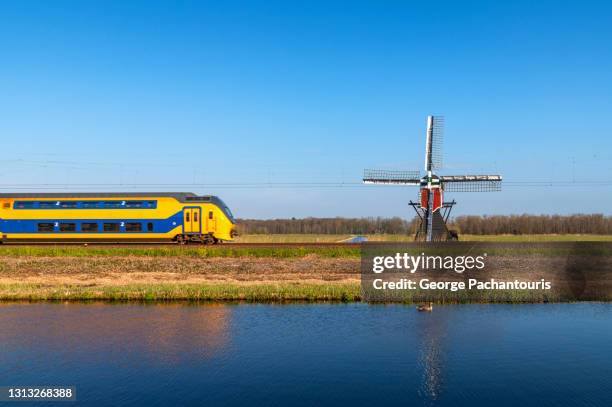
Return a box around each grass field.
[0,235,610,302]
[234,234,351,243]
[0,253,361,301]
[0,235,611,259]
[233,233,415,243]
[458,234,612,242]
[0,245,360,258]
[0,282,361,302]
[0,282,569,302]
[236,234,612,243]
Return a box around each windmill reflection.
[416,310,447,402]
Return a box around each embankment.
[0,244,610,302]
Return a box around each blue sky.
[1,0,611,218]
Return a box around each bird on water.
[417,302,433,312]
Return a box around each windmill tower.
[363,115,502,242]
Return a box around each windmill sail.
[425,115,444,171]
[363,169,420,185]
[441,175,502,192]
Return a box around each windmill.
[363,116,502,242]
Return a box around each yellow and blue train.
[0,192,237,244]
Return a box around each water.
[0,303,610,406]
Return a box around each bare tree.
[237,214,612,235]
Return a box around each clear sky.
[1,0,611,218]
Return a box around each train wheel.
[200,234,214,245]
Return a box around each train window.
[209,211,213,219]
[15,201,36,209]
[147,222,154,232]
[103,201,122,208]
[223,206,235,222]
[37,223,54,232]
[2,203,9,209]
[81,223,99,232]
[194,212,198,222]
[103,223,120,232]
[125,223,142,232]
[12,200,159,209]
[124,201,156,208]
[185,212,190,222]
[39,201,59,209]
[186,196,210,202]
[125,201,143,208]
[59,223,76,232]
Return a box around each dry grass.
[459,234,612,242]
[0,255,361,300]
[1,238,610,302]
[0,255,360,281]
[234,234,351,243]
[235,233,612,243]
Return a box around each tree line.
[237,214,612,235]
[451,214,612,235]
[237,217,415,235]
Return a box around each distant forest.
[237,214,612,235]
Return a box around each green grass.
[0,236,610,258]
[367,233,612,242]
[0,245,361,258]
[363,289,566,303]
[459,234,612,242]
[363,243,612,257]
[236,233,612,243]
[0,282,362,302]
[235,234,351,243]
[0,282,586,302]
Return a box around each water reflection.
[0,302,231,364]
[0,303,609,406]
[416,310,446,402]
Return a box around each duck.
[416,302,433,312]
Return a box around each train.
[0,192,237,244]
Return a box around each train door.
[192,208,201,233]
[183,207,202,234]
[206,209,216,232]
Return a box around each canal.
[0,302,610,406]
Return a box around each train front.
[212,197,238,241]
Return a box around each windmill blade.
[425,115,444,171]
[363,169,421,185]
[441,175,502,192]
[442,181,501,192]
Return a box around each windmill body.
[363,116,502,242]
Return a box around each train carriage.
[0,192,236,244]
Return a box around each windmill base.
[410,200,457,242]
[415,210,452,242]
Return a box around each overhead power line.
[0,181,611,190]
